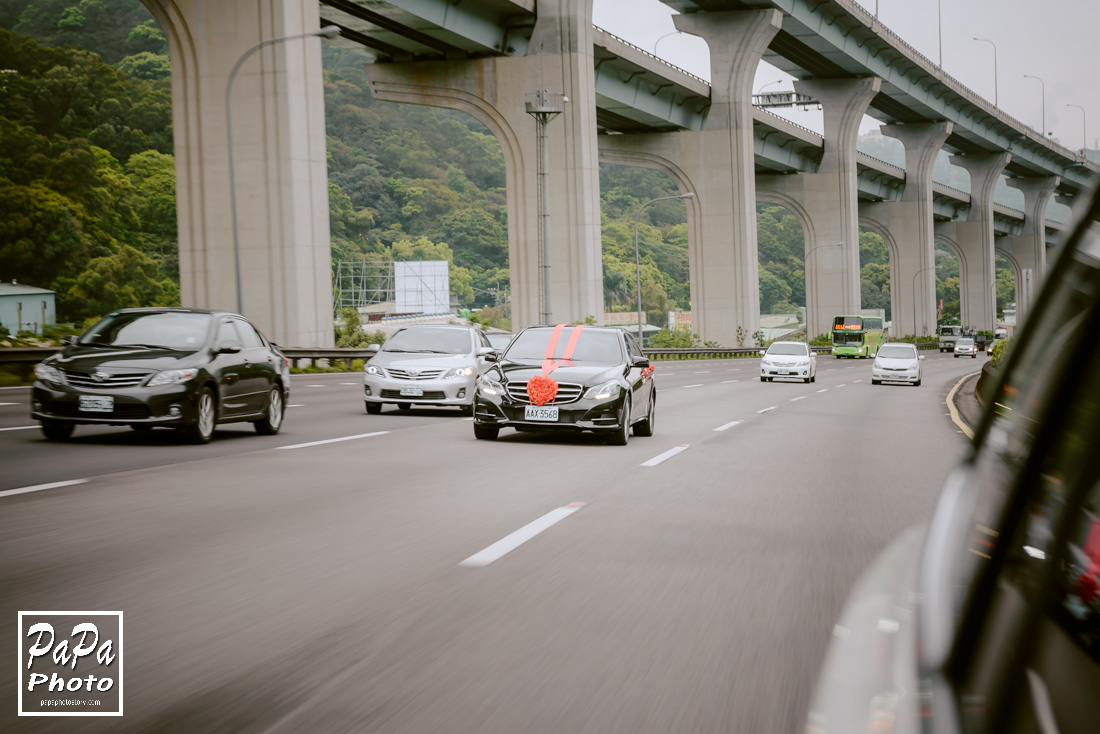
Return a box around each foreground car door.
[232,318,276,412]
[210,319,252,418]
[624,334,651,412]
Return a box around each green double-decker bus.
[831,315,884,358]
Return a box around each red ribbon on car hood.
[526,325,585,406]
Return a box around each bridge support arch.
[145,0,335,346]
[858,216,901,336]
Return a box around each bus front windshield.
[833,330,864,346]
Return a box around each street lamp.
[912,264,943,337]
[1023,74,1046,135]
[936,0,942,67]
[226,25,340,315]
[1067,104,1087,152]
[756,79,783,95]
[634,193,694,345]
[525,91,567,325]
[802,242,843,347]
[653,31,682,56]
[973,37,998,106]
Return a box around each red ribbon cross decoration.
[526,324,584,406]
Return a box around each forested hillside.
[2,0,1010,337]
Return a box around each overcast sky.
[593,0,1098,150]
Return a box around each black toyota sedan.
[472,325,655,445]
[31,308,290,444]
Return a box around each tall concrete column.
[364,0,602,329]
[145,0,334,346]
[758,76,880,338]
[1005,176,1059,322]
[662,9,782,345]
[881,122,953,336]
[950,152,1010,333]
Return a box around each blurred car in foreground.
[485,332,514,351]
[472,325,655,445]
[31,308,290,444]
[363,325,494,415]
[954,337,978,358]
[760,341,817,383]
[871,342,924,386]
[806,181,1100,732]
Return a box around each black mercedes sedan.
[31,308,290,444]
[472,325,655,445]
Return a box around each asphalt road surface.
[0,353,984,733]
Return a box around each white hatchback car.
[870,342,924,386]
[760,341,817,383]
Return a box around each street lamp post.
[937,0,942,67]
[634,193,694,345]
[1023,74,1046,135]
[756,79,783,95]
[802,242,843,347]
[525,91,567,325]
[653,31,681,56]
[226,25,340,315]
[911,264,942,337]
[1067,104,1087,152]
[973,37,998,106]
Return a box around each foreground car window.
[80,312,211,350]
[384,328,471,354]
[505,328,623,363]
[877,346,916,359]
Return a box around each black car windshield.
[80,312,211,350]
[505,328,623,363]
[384,327,471,354]
[877,346,917,359]
[766,343,808,356]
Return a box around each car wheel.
[871,378,880,385]
[254,386,285,435]
[460,403,474,417]
[915,378,922,386]
[954,354,958,358]
[40,420,74,441]
[473,422,499,440]
[811,373,816,383]
[633,392,655,437]
[185,387,216,444]
[397,402,411,411]
[760,376,767,382]
[608,397,631,446]
[365,402,382,415]
[803,375,811,383]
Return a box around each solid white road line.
[0,479,87,499]
[714,420,743,432]
[756,406,777,414]
[640,444,690,467]
[276,431,389,450]
[682,384,704,389]
[459,502,586,567]
[790,396,806,401]
[0,425,37,432]
[721,379,739,384]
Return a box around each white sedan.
[760,341,817,383]
[871,343,924,386]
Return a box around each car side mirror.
[631,356,650,368]
[61,335,77,346]
[217,340,242,354]
[483,350,499,362]
[476,346,494,357]
[367,343,380,353]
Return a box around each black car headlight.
[34,363,64,385]
[147,368,197,386]
[584,380,620,401]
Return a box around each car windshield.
[79,312,211,350]
[384,327,471,354]
[766,343,808,356]
[877,346,917,359]
[505,328,623,363]
[957,338,974,346]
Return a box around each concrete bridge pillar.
[758,77,880,339]
[879,121,953,337]
[145,0,334,346]
[949,152,1011,333]
[364,0,603,329]
[1005,176,1059,323]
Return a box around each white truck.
[938,325,963,352]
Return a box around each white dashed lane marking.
[276,431,389,450]
[756,406,777,414]
[0,425,37,432]
[721,380,738,384]
[640,445,690,467]
[714,420,743,432]
[817,389,828,393]
[682,384,704,389]
[459,502,586,567]
[790,396,806,402]
[0,479,88,499]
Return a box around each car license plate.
[399,386,423,397]
[79,395,113,412]
[778,370,790,375]
[524,405,558,422]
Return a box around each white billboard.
[395,261,450,313]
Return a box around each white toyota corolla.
[870,342,924,386]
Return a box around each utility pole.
[525,91,566,325]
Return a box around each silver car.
[954,337,978,358]
[871,342,924,386]
[363,325,494,415]
[760,341,817,383]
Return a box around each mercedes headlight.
[478,378,505,396]
[442,366,474,379]
[147,369,197,386]
[584,380,620,401]
[365,364,384,376]
[34,363,64,385]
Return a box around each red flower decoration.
[1076,573,1099,604]
[642,365,655,380]
[527,375,559,406]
